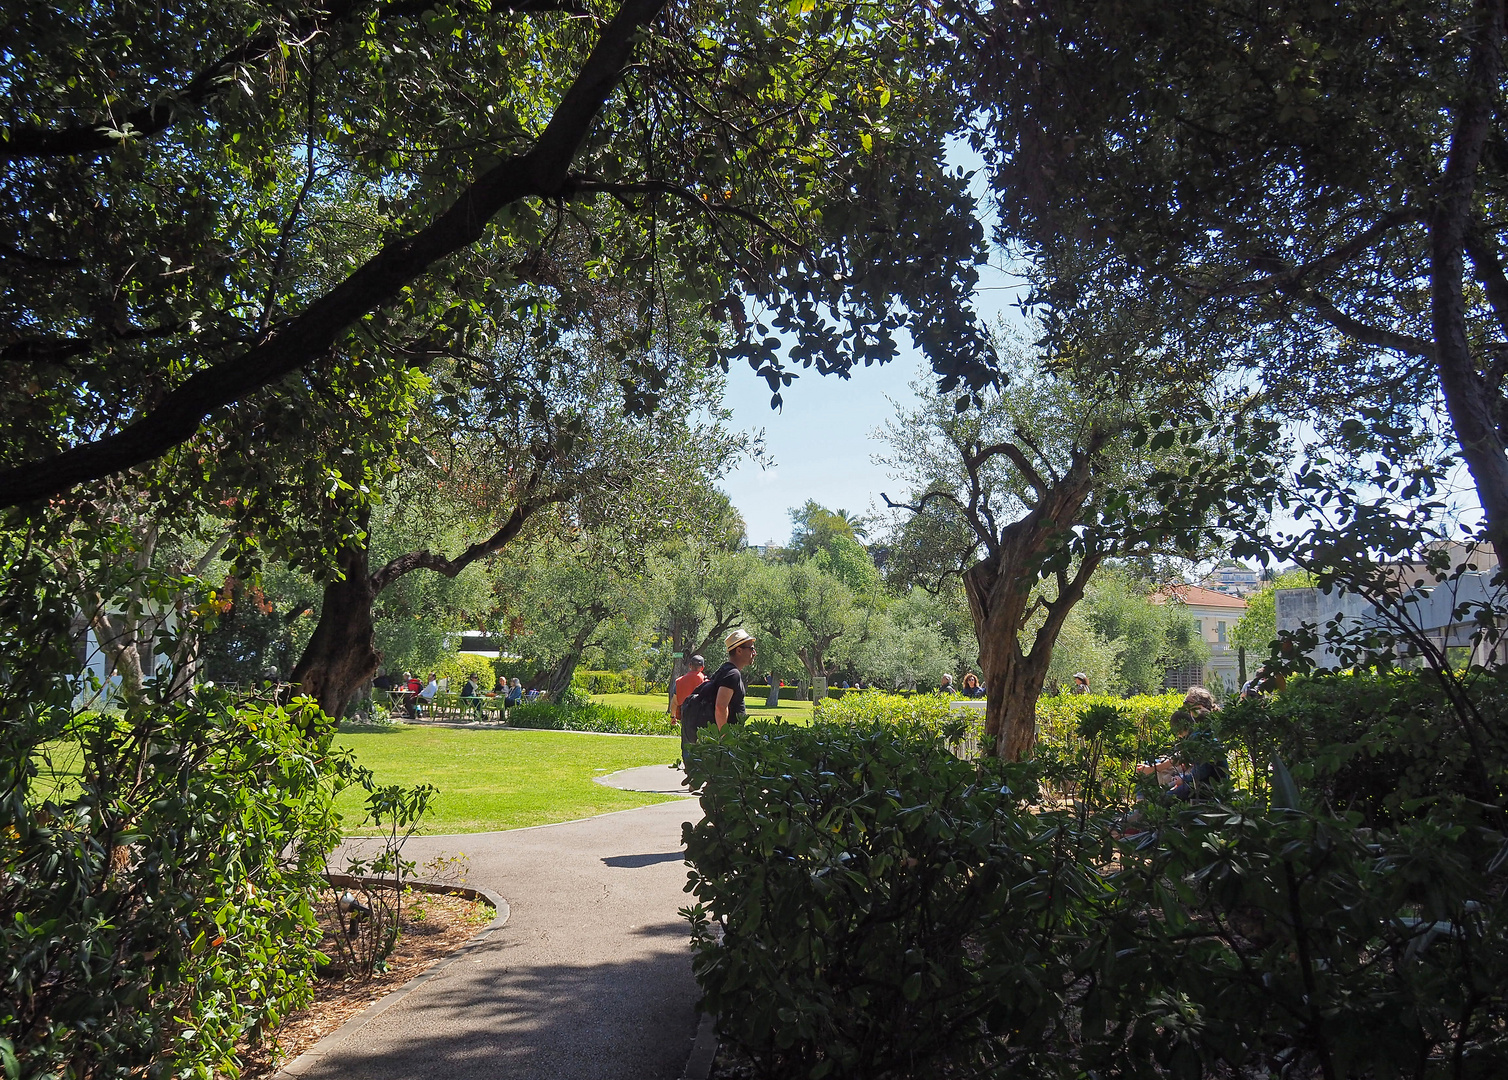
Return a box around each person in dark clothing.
[680,627,756,761]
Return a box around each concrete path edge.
[277,879,511,1077]
[680,1012,718,1080]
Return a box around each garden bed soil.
[237,890,492,1078]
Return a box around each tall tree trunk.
[962,452,1103,761]
[1432,0,1508,565]
[290,539,379,720]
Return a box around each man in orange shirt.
[670,655,707,726]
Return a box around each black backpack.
[680,676,720,731]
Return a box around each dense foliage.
[683,701,1508,1079]
[0,529,347,1078]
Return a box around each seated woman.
[960,672,986,699]
[1136,688,1227,800]
[505,678,524,706]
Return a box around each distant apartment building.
[1152,583,1249,693]
[1200,563,1262,597]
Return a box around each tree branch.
[1300,291,1435,360]
[563,176,810,253]
[0,321,190,365]
[1175,209,1423,300]
[0,0,667,509]
[1465,224,1508,340]
[368,486,569,593]
[968,440,1047,500]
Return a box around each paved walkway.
[295,790,703,1080]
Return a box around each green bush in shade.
[681,719,1087,1079]
[682,717,1508,1080]
[1215,671,1508,826]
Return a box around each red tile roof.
[1151,583,1249,610]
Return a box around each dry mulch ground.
[238,890,493,1078]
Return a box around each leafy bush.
[1032,691,1187,804]
[506,701,674,736]
[0,528,360,1079]
[573,669,654,695]
[1084,795,1508,1080]
[683,717,1508,1079]
[682,720,1088,1079]
[813,688,954,727]
[1216,671,1504,825]
[434,652,498,689]
[8,690,344,1079]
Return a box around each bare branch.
[967,441,1047,499]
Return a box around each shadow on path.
[602,851,686,868]
[299,945,698,1080]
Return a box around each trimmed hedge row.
[504,701,674,736]
[572,669,665,696]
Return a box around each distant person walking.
[671,655,707,729]
[961,672,986,699]
[1070,672,1090,695]
[938,673,954,695]
[679,629,757,762]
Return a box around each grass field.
[333,726,683,834]
[591,691,815,723]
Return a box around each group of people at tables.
[370,670,541,717]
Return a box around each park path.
[290,787,703,1080]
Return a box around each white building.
[1153,584,1249,693]
[1276,572,1508,670]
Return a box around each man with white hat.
[679,628,757,760]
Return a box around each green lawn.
[333,726,682,834]
[592,691,815,723]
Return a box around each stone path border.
[278,879,510,1077]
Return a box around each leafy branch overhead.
[0,0,992,509]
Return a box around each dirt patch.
[238,890,493,1078]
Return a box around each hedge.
[504,701,674,736]
[745,684,810,701]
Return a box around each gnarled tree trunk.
[963,457,1103,761]
[289,539,379,720]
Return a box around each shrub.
[747,684,810,701]
[434,652,498,689]
[1032,691,1186,805]
[1216,671,1506,825]
[572,669,655,695]
[506,701,674,736]
[7,692,343,1079]
[682,720,1090,1079]
[0,531,348,1079]
[683,717,1508,1080]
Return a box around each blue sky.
[719,258,1027,547]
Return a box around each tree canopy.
[959,0,1508,561]
[1,0,993,511]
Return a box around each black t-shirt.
[685,662,746,729]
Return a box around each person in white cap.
[1071,672,1090,694]
[679,628,757,758]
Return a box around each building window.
[1217,621,1226,644]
